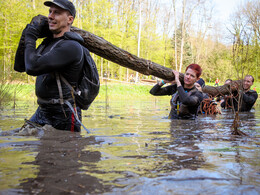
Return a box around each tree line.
[0,0,259,84]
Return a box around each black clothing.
[221,90,258,112]
[150,84,203,119]
[14,27,84,131]
[30,105,82,132]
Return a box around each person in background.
[150,64,203,120]
[224,79,232,85]
[221,75,258,111]
[214,78,220,86]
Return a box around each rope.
[64,100,91,134]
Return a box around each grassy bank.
[1,82,259,106]
[0,83,35,107]
[0,82,161,104]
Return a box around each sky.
[160,0,244,22]
[212,0,244,23]
[159,0,246,44]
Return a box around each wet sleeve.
[242,91,258,105]
[177,86,203,106]
[150,84,176,96]
[24,39,83,76]
[14,28,26,72]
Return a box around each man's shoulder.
[60,38,82,47]
[247,89,258,96]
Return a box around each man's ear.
[68,16,74,25]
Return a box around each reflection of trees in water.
[147,120,205,173]
[20,130,110,194]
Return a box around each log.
[28,15,241,96]
[202,81,242,97]
[71,26,178,81]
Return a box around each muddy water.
[0,99,259,194]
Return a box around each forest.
[0,0,259,84]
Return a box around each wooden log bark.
[28,15,241,97]
[71,26,179,81]
[202,81,242,97]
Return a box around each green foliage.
[98,82,153,100]
[1,0,259,85]
[0,82,35,108]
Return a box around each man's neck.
[244,88,250,92]
[52,29,70,38]
[53,33,65,38]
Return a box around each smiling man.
[240,75,258,111]
[221,75,258,112]
[14,0,87,132]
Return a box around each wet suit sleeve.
[177,86,203,106]
[150,84,177,96]
[242,91,258,105]
[14,28,27,72]
[24,28,83,76]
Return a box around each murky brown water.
[0,99,260,194]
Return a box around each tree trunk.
[28,15,241,96]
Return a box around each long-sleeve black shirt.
[221,90,258,111]
[15,35,84,102]
[150,83,203,119]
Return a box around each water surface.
[0,99,259,194]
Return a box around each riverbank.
[1,81,259,107]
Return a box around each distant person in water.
[224,79,232,85]
[150,64,203,119]
[221,75,258,111]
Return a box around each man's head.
[44,0,76,37]
[194,78,205,92]
[243,75,254,91]
[224,79,232,85]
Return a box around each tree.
[228,0,260,80]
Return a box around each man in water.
[14,0,85,132]
[221,75,258,111]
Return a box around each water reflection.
[18,130,107,194]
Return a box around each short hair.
[245,75,254,83]
[225,79,232,82]
[185,64,202,78]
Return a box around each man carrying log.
[14,0,87,132]
[221,75,258,112]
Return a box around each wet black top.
[150,83,203,119]
[150,84,202,104]
[15,36,84,102]
[221,90,258,111]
